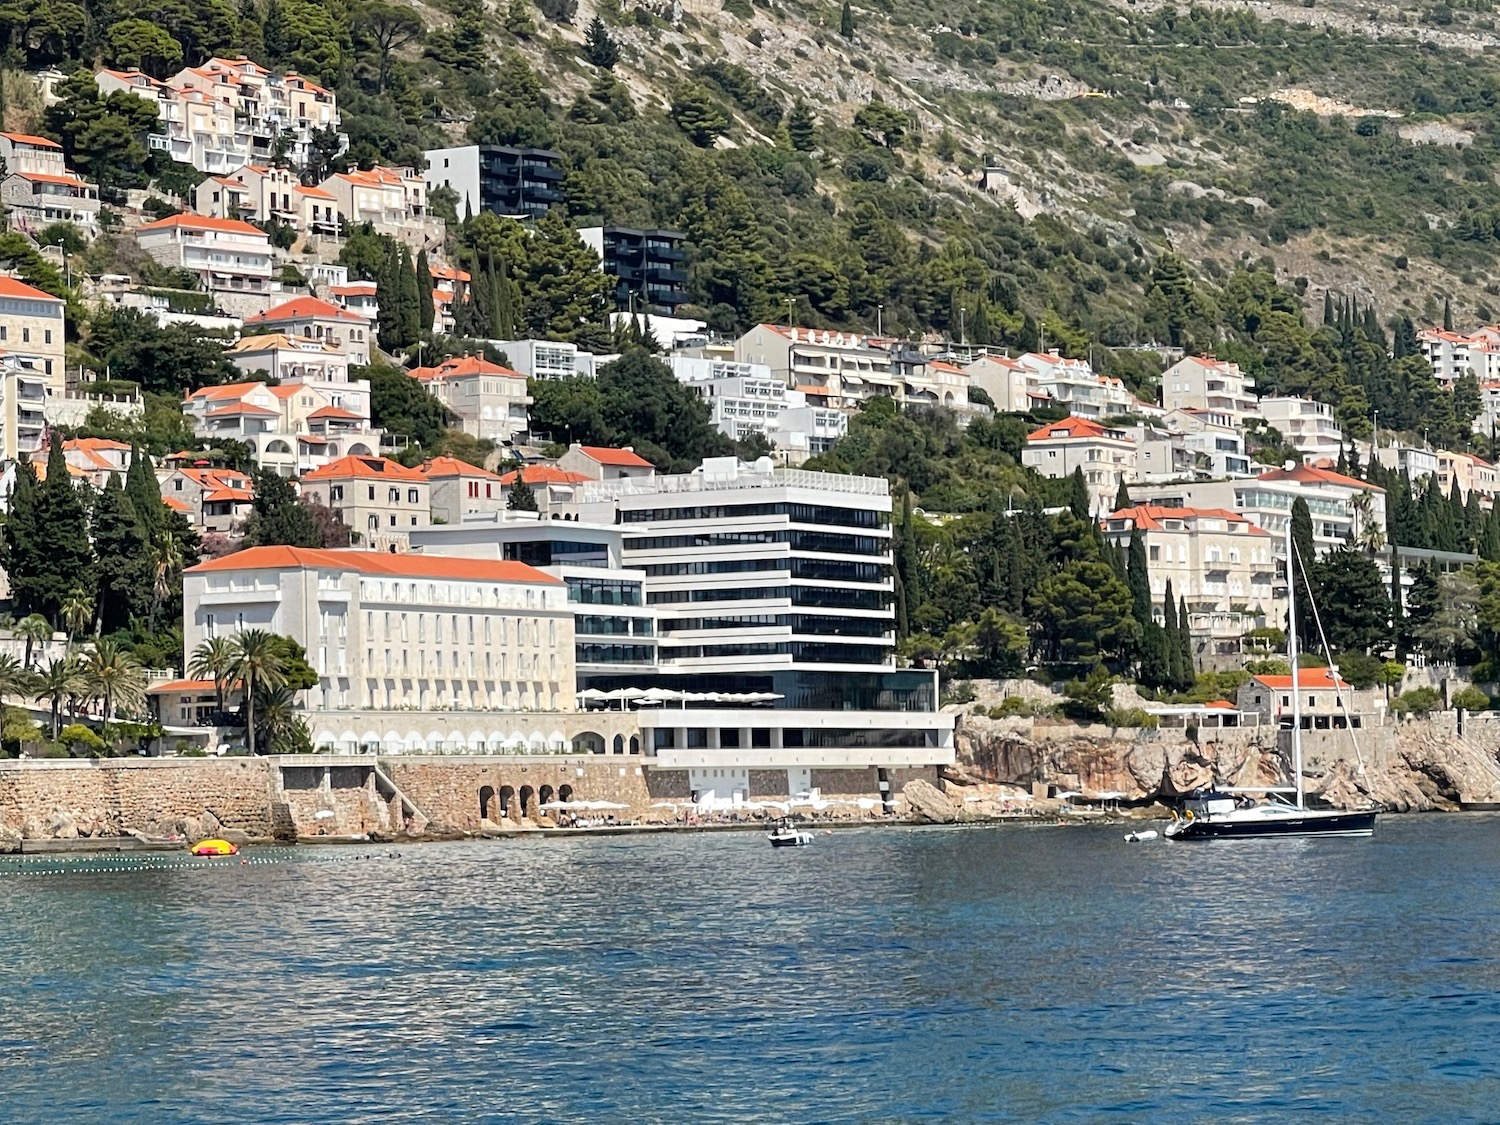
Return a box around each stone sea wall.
[0,755,939,848]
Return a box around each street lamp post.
[876,303,883,336]
[959,306,967,348]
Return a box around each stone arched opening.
[559,784,574,803]
[499,784,516,819]
[539,783,556,811]
[519,784,535,819]
[479,785,496,821]
[612,734,625,755]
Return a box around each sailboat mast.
[1285,519,1305,808]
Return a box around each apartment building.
[494,338,611,380]
[1101,504,1282,651]
[320,166,440,249]
[579,226,688,312]
[430,263,469,331]
[1162,408,1253,478]
[1416,328,1499,386]
[182,546,575,714]
[328,282,378,329]
[1259,397,1345,461]
[195,166,340,238]
[1438,450,1500,500]
[410,516,658,676]
[421,144,565,219]
[1129,465,1387,551]
[669,355,847,461]
[408,355,531,444]
[184,380,376,476]
[1022,416,1137,514]
[61,438,132,488]
[135,214,274,298]
[1017,351,1140,419]
[242,296,371,365]
[418,456,507,523]
[0,276,64,461]
[300,455,431,549]
[1,169,98,231]
[736,323,901,408]
[556,457,954,791]
[1160,354,1258,422]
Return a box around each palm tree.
[150,527,184,632]
[231,630,286,755]
[15,613,51,668]
[60,589,94,645]
[33,657,84,740]
[81,640,147,725]
[254,686,302,754]
[0,653,34,705]
[188,636,238,718]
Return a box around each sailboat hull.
[1165,808,1377,841]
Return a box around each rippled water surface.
[4,817,1500,1123]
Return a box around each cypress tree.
[507,474,539,511]
[1126,528,1152,627]
[92,473,153,634]
[1483,508,1500,563]
[1390,545,1406,658]
[1114,478,1132,512]
[1323,289,1334,326]
[495,258,518,340]
[1290,497,1317,649]
[1177,595,1195,689]
[399,245,421,348]
[0,459,43,620]
[894,488,919,640]
[839,0,854,38]
[415,249,435,334]
[1068,467,1089,520]
[33,434,96,628]
[1162,581,1182,688]
[583,14,619,68]
[375,243,403,349]
[1444,297,1454,331]
[125,445,163,540]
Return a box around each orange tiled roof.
[147,678,217,694]
[306,405,362,420]
[295,184,337,199]
[1025,417,1112,441]
[137,213,266,236]
[1103,504,1269,536]
[0,276,61,302]
[1251,668,1350,690]
[0,132,60,148]
[244,296,364,325]
[576,445,653,467]
[1256,465,1384,492]
[408,355,523,382]
[417,455,501,480]
[498,465,589,486]
[301,455,426,482]
[187,546,561,583]
[15,171,91,186]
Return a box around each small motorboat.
[768,819,813,848]
[190,838,239,856]
[1123,829,1159,843]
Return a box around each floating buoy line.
[0,851,400,876]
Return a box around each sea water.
[2,816,1499,1123]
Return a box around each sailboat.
[1164,520,1379,841]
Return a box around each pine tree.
[248,469,322,548]
[415,249,435,334]
[1176,595,1195,689]
[786,100,816,152]
[583,15,618,68]
[507,474,539,511]
[92,473,153,634]
[839,0,854,38]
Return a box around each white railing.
[580,466,888,503]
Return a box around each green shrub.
[1392,686,1443,716]
[58,724,106,756]
[1104,707,1160,728]
[1451,686,1490,711]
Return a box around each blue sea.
[2,816,1499,1123]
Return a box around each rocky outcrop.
[903,778,956,823]
[0,822,19,853]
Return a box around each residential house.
[1163,408,1253,478]
[242,296,371,365]
[185,376,375,476]
[557,444,657,482]
[194,164,341,240]
[134,214,274,303]
[2,170,99,232]
[1373,442,1440,484]
[157,463,256,536]
[1101,504,1281,656]
[668,355,847,462]
[0,132,67,175]
[1017,351,1139,419]
[320,165,440,249]
[495,338,611,380]
[963,353,1034,413]
[430,263,469,332]
[496,464,591,517]
[1159,354,1258,423]
[1437,450,1500,501]
[1237,667,1385,730]
[408,355,531,445]
[299,455,431,549]
[328,282,378,330]
[182,546,575,713]
[1021,416,1137,513]
[61,438,132,487]
[418,456,507,523]
[1415,328,1500,387]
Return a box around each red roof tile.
[187,546,560,583]
[137,213,266,236]
[498,465,589,486]
[575,445,653,467]
[301,455,426,482]
[417,455,502,480]
[244,296,365,325]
